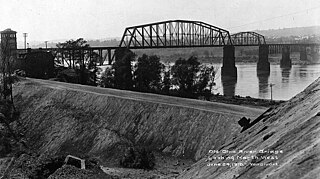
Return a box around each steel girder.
[119,20,232,48]
[231,32,266,46]
[268,43,320,54]
[17,47,117,66]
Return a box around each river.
[213,63,320,100]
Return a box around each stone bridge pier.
[311,46,319,61]
[300,46,307,61]
[257,45,270,74]
[221,45,237,78]
[280,45,292,68]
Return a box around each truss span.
[231,32,266,46]
[119,20,232,48]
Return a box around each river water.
[213,63,320,100]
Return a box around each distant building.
[0,29,54,79]
[22,49,55,79]
[0,28,17,59]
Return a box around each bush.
[32,155,65,179]
[119,146,155,170]
[0,132,11,157]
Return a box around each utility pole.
[23,33,28,49]
[45,41,48,49]
[269,83,275,101]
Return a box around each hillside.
[1,76,319,178]
[177,77,320,179]
[23,26,320,49]
[256,26,320,37]
[0,78,265,178]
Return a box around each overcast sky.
[1,0,320,43]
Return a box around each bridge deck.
[16,43,320,52]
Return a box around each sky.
[1,0,320,45]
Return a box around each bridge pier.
[221,45,237,78]
[108,48,112,64]
[311,46,319,62]
[280,45,292,68]
[300,46,307,61]
[221,76,237,97]
[257,45,270,74]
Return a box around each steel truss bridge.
[119,20,232,48]
[20,47,118,67]
[231,32,266,45]
[17,20,320,67]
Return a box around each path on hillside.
[27,78,267,118]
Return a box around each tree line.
[100,48,216,99]
[53,38,216,99]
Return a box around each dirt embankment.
[0,78,266,178]
[11,79,264,163]
[178,77,320,179]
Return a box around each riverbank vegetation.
[26,38,284,107]
[97,47,283,107]
[100,48,217,100]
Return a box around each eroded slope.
[13,79,264,165]
[178,77,320,179]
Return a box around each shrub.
[119,146,155,170]
[32,155,65,179]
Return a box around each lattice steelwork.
[268,44,320,54]
[119,20,232,48]
[17,47,117,66]
[231,32,266,46]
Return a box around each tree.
[0,32,19,105]
[0,32,24,154]
[99,67,114,88]
[133,54,164,92]
[56,38,89,69]
[161,65,171,94]
[171,56,200,96]
[56,38,99,85]
[171,56,216,98]
[113,48,135,90]
[195,65,217,100]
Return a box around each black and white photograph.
[0,0,320,178]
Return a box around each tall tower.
[0,28,17,59]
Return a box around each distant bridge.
[17,20,320,77]
[231,32,266,46]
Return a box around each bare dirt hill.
[0,78,266,178]
[177,77,320,179]
[13,78,265,160]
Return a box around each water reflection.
[214,64,320,100]
[221,76,237,96]
[281,67,291,83]
[257,73,270,98]
[298,65,307,78]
